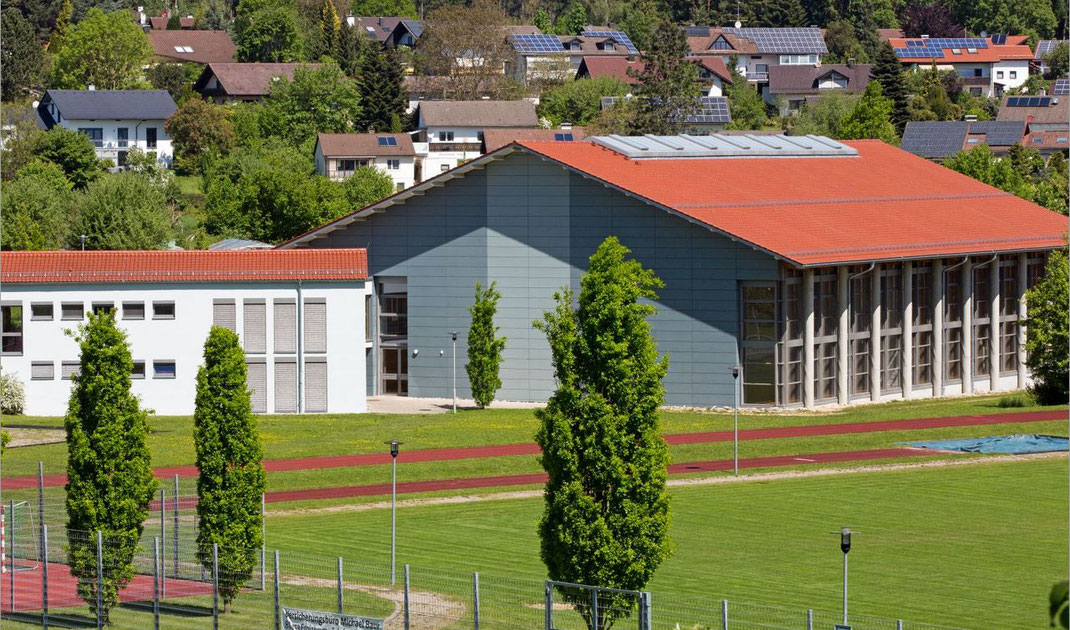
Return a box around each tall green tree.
[1,10,46,101]
[1025,249,1069,404]
[466,282,506,409]
[823,19,866,63]
[1044,42,1069,79]
[73,173,173,250]
[342,165,394,207]
[620,0,658,51]
[532,7,552,32]
[260,63,361,144]
[965,0,1056,39]
[630,19,698,135]
[1,160,75,250]
[746,0,807,27]
[194,327,267,611]
[350,0,418,18]
[147,62,195,103]
[537,77,629,127]
[235,6,302,62]
[336,20,363,78]
[534,236,671,629]
[165,99,237,174]
[357,46,406,132]
[50,9,153,89]
[871,42,909,132]
[37,127,102,189]
[943,144,1033,200]
[725,64,767,130]
[839,81,897,143]
[65,311,158,623]
[312,0,341,60]
[555,1,586,34]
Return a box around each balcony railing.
[746,72,770,82]
[429,142,482,153]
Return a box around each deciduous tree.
[1025,249,1069,404]
[50,9,154,89]
[418,0,517,100]
[839,80,897,143]
[466,282,506,409]
[261,63,362,144]
[630,19,698,134]
[725,64,767,130]
[65,311,158,623]
[73,173,173,249]
[37,127,102,189]
[944,144,1033,199]
[901,1,961,38]
[165,99,237,174]
[236,6,302,62]
[1,161,75,250]
[342,165,394,207]
[147,63,196,102]
[534,236,671,629]
[194,327,266,612]
[537,77,629,126]
[555,1,586,34]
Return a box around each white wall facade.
[1,281,369,416]
[315,144,417,191]
[417,126,486,176]
[51,117,174,168]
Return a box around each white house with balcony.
[687,27,828,99]
[36,89,177,168]
[0,250,371,416]
[314,133,416,191]
[413,100,537,177]
[888,36,1034,97]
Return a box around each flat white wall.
[1,281,369,416]
[992,59,1030,91]
[53,118,174,167]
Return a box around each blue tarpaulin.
[905,434,1068,454]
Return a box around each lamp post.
[386,439,403,585]
[731,365,741,476]
[831,527,854,626]
[450,332,458,413]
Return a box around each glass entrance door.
[377,278,408,396]
[741,283,777,404]
[381,345,408,395]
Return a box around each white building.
[687,27,828,100]
[888,36,1034,97]
[507,31,638,84]
[314,133,416,191]
[413,100,537,176]
[0,250,370,416]
[36,89,177,168]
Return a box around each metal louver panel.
[244,301,266,353]
[274,360,297,413]
[304,301,327,353]
[247,361,267,414]
[274,301,297,354]
[305,360,327,412]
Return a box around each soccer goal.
[2,501,40,573]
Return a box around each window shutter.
[61,362,81,380]
[274,360,297,413]
[305,360,327,412]
[213,300,236,331]
[247,361,267,413]
[274,301,297,354]
[31,362,54,380]
[244,301,266,353]
[304,301,327,353]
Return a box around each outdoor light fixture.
[731,365,741,476]
[450,331,458,414]
[385,439,404,584]
[831,526,856,627]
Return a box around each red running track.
[262,447,946,503]
[4,409,1061,491]
[0,560,213,614]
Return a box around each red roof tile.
[511,139,1067,266]
[2,250,368,283]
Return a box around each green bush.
[996,391,1034,408]
[0,370,25,415]
[465,281,506,409]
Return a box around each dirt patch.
[5,428,65,448]
[281,575,466,630]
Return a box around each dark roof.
[577,56,732,84]
[996,94,1070,125]
[194,63,321,97]
[482,127,587,152]
[149,15,195,29]
[601,96,731,125]
[900,120,1025,158]
[353,17,403,42]
[768,64,872,95]
[417,100,537,127]
[148,30,236,64]
[38,90,177,123]
[316,133,415,157]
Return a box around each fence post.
[261,494,267,590]
[274,550,281,630]
[159,488,166,598]
[544,582,552,630]
[8,499,13,613]
[38,462,45,569]
[41,524,49,630]
[96,531,104,630]
[472,572,480,630]
[153,537,161,630]
[591,587,599,630]
[806,609,813,630]
[721,599,728,630]
[897,621,904,630]
[639,592,651,630]
[212,542,219,630]
[173,475,179,580]
[403,564,410,630]
[337,556,343,614]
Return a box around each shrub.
[0,370,25,415]
[996,391,1034,408]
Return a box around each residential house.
[686,27,828,99]
[481,126,587,152]
[148,30,236,65]
[507,30,638,84]
[576,56,733,96]
[193,63,320,102]
[888,36,1033,97]
[348,16,424,46]
[280,134,1063,407]
[899,120,1026,159]
[413,100,538,175]
[600,95,733,132]
[996,94,1069,132]
[0,250,371,415]
[767,63,872,115]
[36,89,176,167]
[314,133,417,191]
[1033,40,1066,76]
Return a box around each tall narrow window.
[912,264,933,386]
[274,300,297,354]
[146,127,158,149]
[848,267,872,396]
[880,265,903,393]
[781,270,802,404]
[247,359,267,413]
[944,264,963,382]
[274,359,298,413]
[213,299,236,331]
[2,303,24,355]
[305,358,328,412]
[304,299,327,353]
[998,256,1019,373]
[973,263,991,376]
[813,269,838,402]
[742,282,777,405]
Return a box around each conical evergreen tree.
[358,45,406,131]
[314,0,341,60]
[336,20,363,77]
[48,0,73,52]
[871,42,909,132]
[631,19,698,134]
[466,282,507,409]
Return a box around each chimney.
[560,122,572,130]
[921,34,929,39]
[846,57,854,67]
[964,113,977,121]
[88,84,95,90]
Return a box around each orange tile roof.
[511,139,1067,266]
[2,249,368,283]
[887,38,1033,63]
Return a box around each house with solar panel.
[899,121,1027,160]
[278,133,1064,408]
[599,95,732,132]
[1033,40,1067,76]
[888,35,1033,97]
[412,100,538,176]
[685,27,828,100]
[506,30,639,84]
[996,93,1070,154]
[314,133,416,191]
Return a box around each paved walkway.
[3,410,1060,491]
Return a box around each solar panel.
[580,30,639,54]
[900,121,969,158]
[991,33,1006,45]
[508,33,565,53]
[895,47,944,59]
[970,121,1027,146]
[721,27,827,54]
[1054,79,1069,95]
[377,137,398,146]
[1035,39,1064,59]
[553,133,574,141]
[685,25,711,37]
[685,96,730,124]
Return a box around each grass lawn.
[264,456,1068,629]
[174,175,203,197]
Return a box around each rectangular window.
[146,127,158,149]
[1009,71,1017,79]
[999,257,1019,373]
[742,282,777,405]
[365,294,373,342]
[122,302,145,320]
[438,131,455,142]
[153,301,175,319]
[244,300,266,353]
[339,159,357,172]
[153,361,176,379]
[849,267,872,396]
[92,302,115,315]
[31,303,54,320]
[61,361,81,380]
[305,358,328,412]
[944,264,963,383]
[213,299,236,331]
[1,303,23,355]
[996,70,1004,79]
[973,264,991,376]
[440,164,449,172]
[274,300,297,354]
[912,264,933,386]
[880,266,903,393]
[78,128,103,147]
[274,359,298,413]
[387,159,400,170]
[304,299,327,353]
[247,360,267,413]
[31,362,54,380]
[132,361,146,379]
[117,127,129,148]
[61,302,84,320]
[813,269,838,402]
